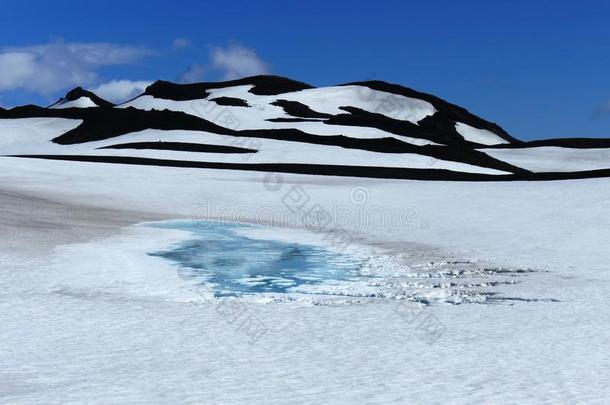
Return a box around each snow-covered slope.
[3,76,610,404]
[482,146,610,172]
[0,117,83,154]
[1,75,610,181]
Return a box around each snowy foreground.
[1,156,609,404]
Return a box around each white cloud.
[210,44,270,80]
[92,80,153,103]
[179,64,206,84]
[173,38,191,49]
[0,41,151,95]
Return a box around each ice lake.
[148,220,364,297]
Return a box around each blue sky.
[1,0,609,140]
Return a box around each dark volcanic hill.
[1,75,609,181]
[49,87,115,109]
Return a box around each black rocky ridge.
[270,100,331,119]
[144,75,314,101]
[210,97,250,107]
[1,75,609,181]
[50,87,115,108]
[0,104,525,174]
[11,154,610,182]
[99,141,257,154]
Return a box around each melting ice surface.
[148,221,363,297]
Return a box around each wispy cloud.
[210,44,270,80]
[92,79,153,103]
[179,64,206,83]
[0,41,152,95]
[173,38,191,50]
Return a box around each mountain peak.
[343,80,519,144]
[64,87,90,101]
[49,87,115,109]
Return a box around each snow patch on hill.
[50,96,99,109]
[456,122,509,145]
[122,84,437,126]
